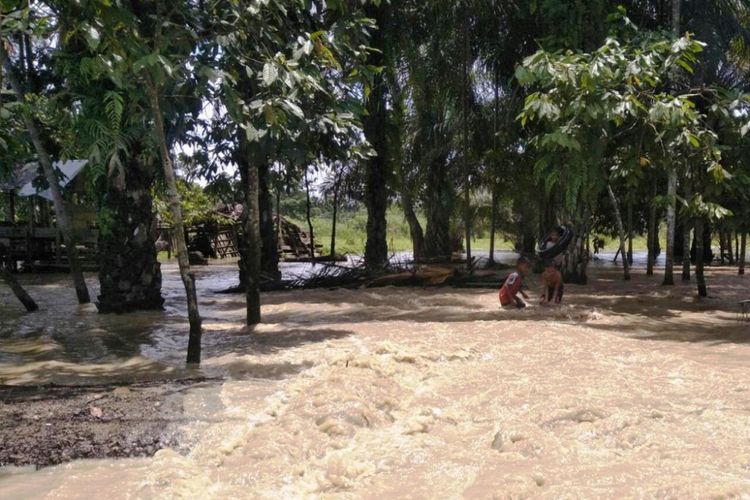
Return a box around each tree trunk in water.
[240,159,262,326]
[647,184,657,276]
[681,222,691,281]
[147,83,202,363]
[695,217,707,297]
[0,44,90,304]
[740,233,747,275]
[663,171,677,285]
[258,162,279,279]
[234,133,263,326]
[362,3,389,271]
[97,159,163,313]
[0,265,38,312]
[304,170,316,264]
[563,206,590,285]
[607,185,630,281]
[626,199,633,265]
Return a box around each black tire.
[538,224,574,260]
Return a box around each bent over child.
[499,257,530,309]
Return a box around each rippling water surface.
[3,252,749,498]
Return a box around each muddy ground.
[0,378,215,468]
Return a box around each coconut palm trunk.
[362,3,389,271]
[146,82,202,363]
[0,43,90,304]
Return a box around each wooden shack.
[0,160,98,272]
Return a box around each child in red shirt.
[499,257,531,309]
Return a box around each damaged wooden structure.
[0,160,97,272]
[276,215,323,262]
[182,203,322,263]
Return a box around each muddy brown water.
[1,258,749,498]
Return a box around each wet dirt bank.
[0,378,217,468]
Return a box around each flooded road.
[1,256,749,498]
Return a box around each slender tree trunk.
[0,265,38,312]
[276,188,282,243]
[401,193,424,261]
[241,163,262,326]
[728,230,735,264]
[488,66,500,266]
[695,216,707,297]
[607,185,630,281]
[386,62,422,263]
[563,205,591,284]
[647,184,657,276]
[663,171,677,285]
[681,221,691,281]
[663,0,680,285]
[362,3,389,271]
[146,82,202,363]
[0,43,90,304]
[330,183,339,259]
[461,4,472,271]
[719,229,726,265]
[304,169,316,264]
[489,184,498,265]
[626,199,634,265]
[258,161,279,279]
[740,232,747,275]
[234,134,263,326]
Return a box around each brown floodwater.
[1,259,750,498]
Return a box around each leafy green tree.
[518,27,711,283]
[68,0,205,361]
[0,3,91,304]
